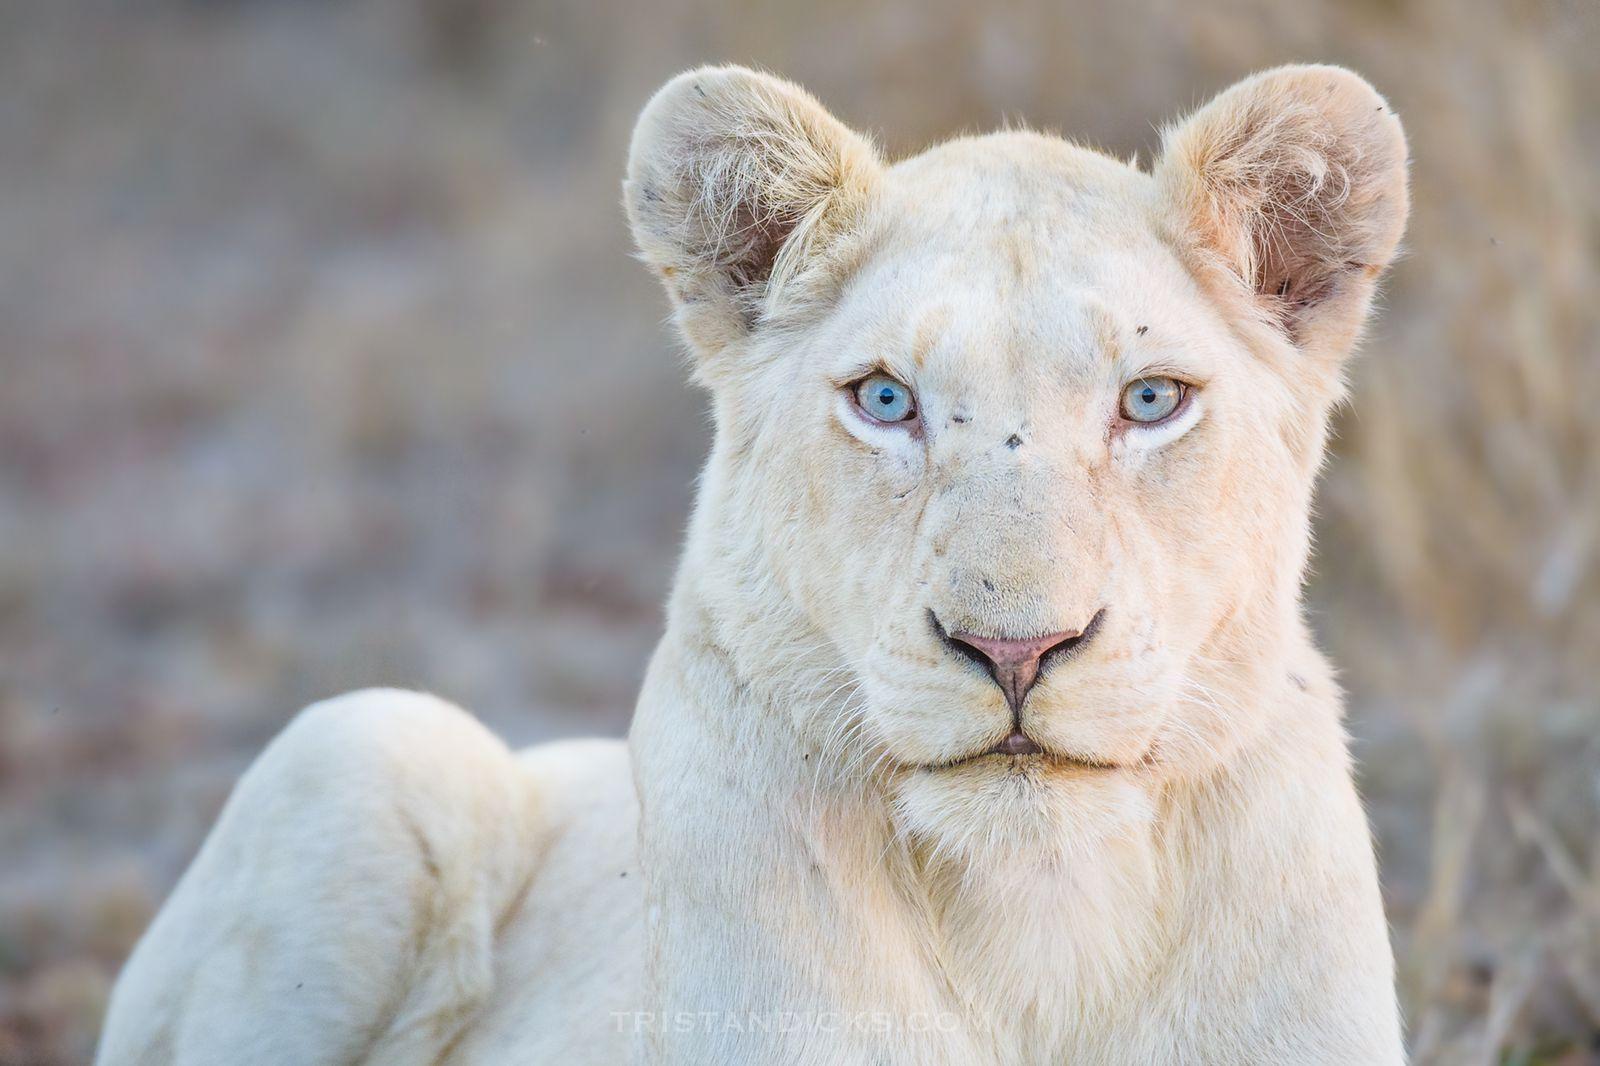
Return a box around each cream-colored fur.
[99,64,1409,1065]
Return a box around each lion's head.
[626,65,1407,860]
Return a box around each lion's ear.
[625,66,882,360]
[1155,65,1409,361]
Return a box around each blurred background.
[0,0,1596,1061]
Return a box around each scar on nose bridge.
[1005,434,1023,450]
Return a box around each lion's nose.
[934,611,1103,715]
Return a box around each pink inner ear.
[720,198,802,297]
[1246,149,1379,336]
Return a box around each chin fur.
[889,757,1157,869]
[888,758,1164,1043]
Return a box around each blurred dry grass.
[0,0,1595,1062]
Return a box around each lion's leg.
[96,689,538,1066]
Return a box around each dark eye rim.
[847,372,920,426]
[1117,376,1192,427]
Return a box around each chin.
[888,756,1157,868]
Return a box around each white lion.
[99,62,1410,1065]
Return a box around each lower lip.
[937,750,1119,772]
[988,731,1043,756]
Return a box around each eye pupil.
[877,388,895,406]
[1140,387,1156,404]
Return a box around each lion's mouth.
[926,730,1125,772]
[989,730,1043,756]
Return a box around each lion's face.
[724,144,1313,848]
[627,66,1407,855]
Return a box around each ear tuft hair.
[1156,65,1409,358]
[625,66,882,357]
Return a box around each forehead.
[828,132,1218,381]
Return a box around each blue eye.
[853,374,916,423]
[1120,377,1184,423]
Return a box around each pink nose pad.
[944,630,1079,713]
[938,615,1101,714]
